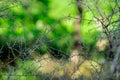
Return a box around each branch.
[111,45,120,74]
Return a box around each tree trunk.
[70,0,83,69]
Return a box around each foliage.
[0,0,120,80]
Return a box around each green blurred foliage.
[0,0,76,56]
[0,0,119,79]
[0,0,117,57]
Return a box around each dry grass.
[33,53,100,79]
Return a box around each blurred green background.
[0,0,102,56]
[0,0,119,79]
